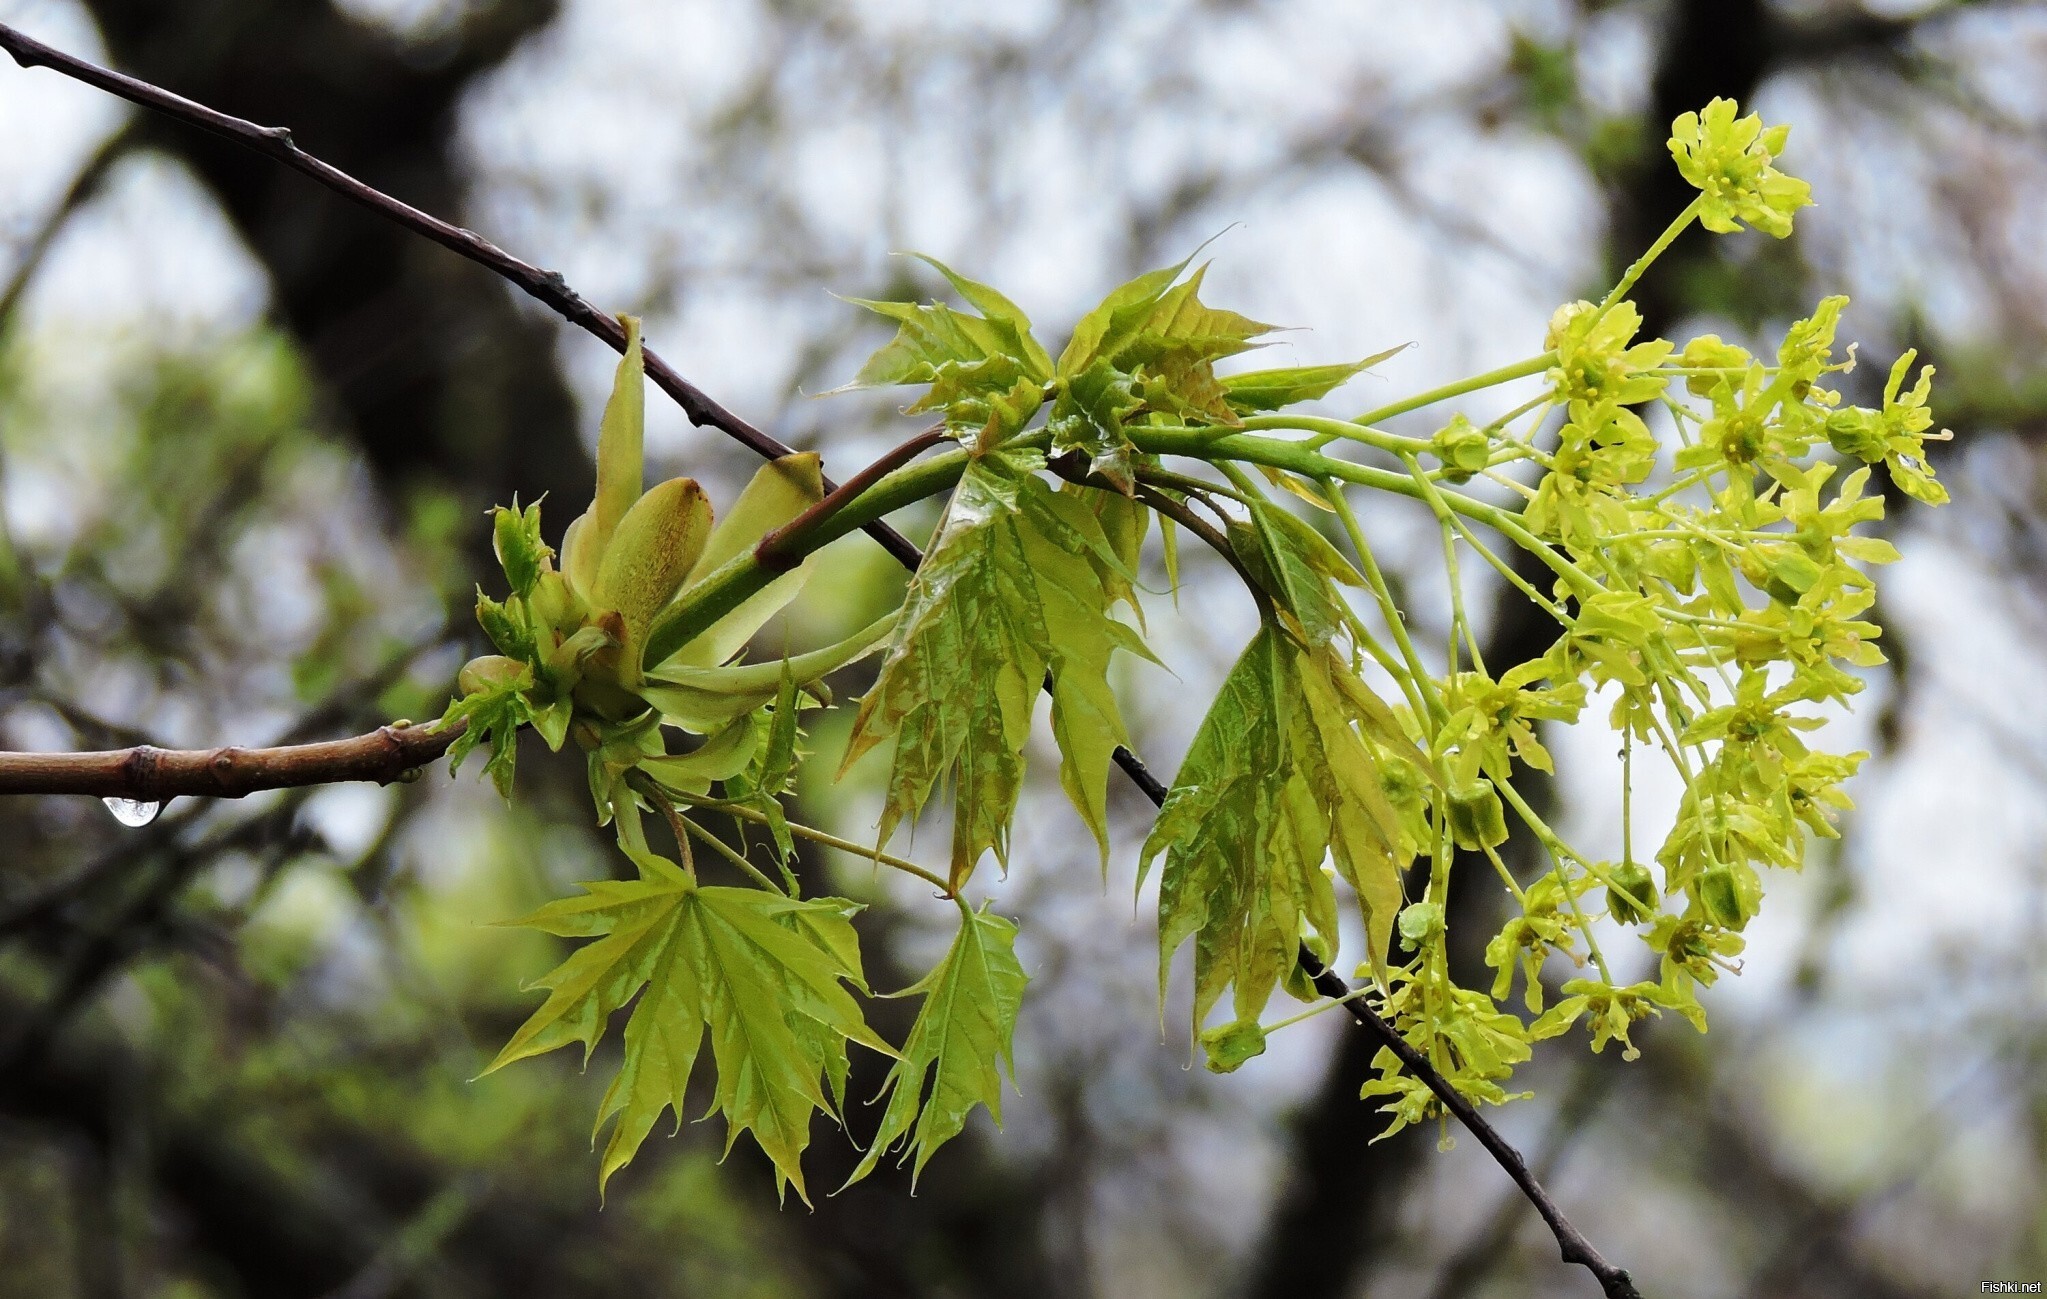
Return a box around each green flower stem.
[683,811,787,893]
[1447,510,1569,624]
[1400,449,1564,661]
[1493,776,1616,984]
[1128,426,1608,603]
[1320,480,1446,723]
[1238,413,1435,458]
[1439,517,1479,675]
[1133,462,1252,505]
[1659,396,1702,450]
[1212,464,1420,690]
[1345,609,1432,718]
[670,789,953,894]
[1304,352,1556,450]
[1487,392,1554,435]
[1599,196,1702,312]
[1262,983,1373,1034]
[1479,841,1531,907]
[1388,459,1482,673]
[1211,460,1264,502]
[1477,469,1540,503]
[1621,732,1636,870]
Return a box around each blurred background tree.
[0,1,2042,1296]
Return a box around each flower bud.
[1446,779,1509,850]
[1198,1019,1267,1074]
[1695,864,1753,929]
[1605,860,1656,925]
[1825,408,1888,463]
[1431,414,1490,484]
[1397,901,1444,946]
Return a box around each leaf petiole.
[670,789,952,894]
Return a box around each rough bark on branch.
[0,722,457,802]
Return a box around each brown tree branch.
[0,721,459,802]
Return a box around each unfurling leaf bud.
[561,513,601,604]
[1605,860,1656,925]
[527,570,579,636]
[475,593,533,661]
[457,654,529,697]
[593,477,714,681]
[1447,779,1509,851]
[492,500,550,597]
[590,316,646,558]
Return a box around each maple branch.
[0,17,919,570]
[0,25,1633,1291]
[0,722,460,803]
[1297,948,1643,1299]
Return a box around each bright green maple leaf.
[1218,345,1409,414]
[1140,622,1413,1035]
[1050,260,1279,488]
[483,871,892,1202]
[838,254,1051,440]
[842,449,1150,887]
[1231,499,1365,648]
[846,900,1028,1187]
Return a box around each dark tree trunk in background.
[80,0,591,515]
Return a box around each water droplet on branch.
[102,797,165,827]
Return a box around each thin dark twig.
[0,18,920,570]
[1424,1059,1617,1299]
[1298,948,1642,1299]
[0,633,459,934]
